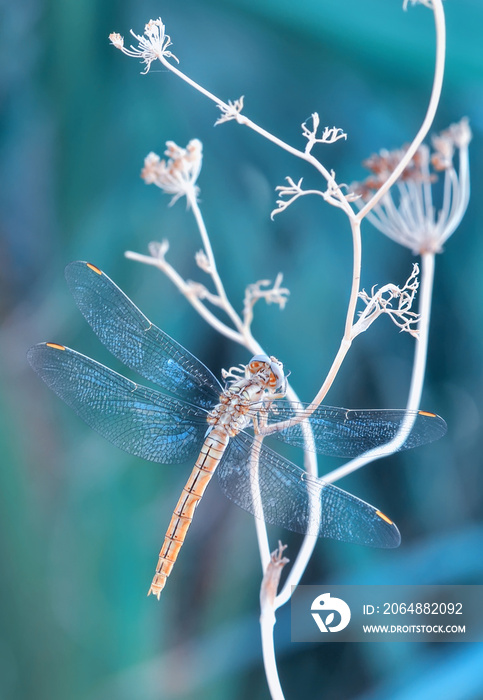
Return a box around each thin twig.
[322,252,435,485]
[357,0,446,219]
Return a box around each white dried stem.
[272,176,356,219]
[259,541,290,698]
[187,191,248,336]
[357,0,446,219]
[125,245,244,344]
[260,0,445,442]
[351,264,420,339]
[110,23,355,216]
[195,249,213,274]
[323,252,435,485]
[260,542,290,610]
[302,113,347,154]
[243,275,289,331]
[185,281,224,307]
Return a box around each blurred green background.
[2,0,482,698]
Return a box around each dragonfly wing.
[217,432,400,548]
[28,343,208,464]
[264,401,446,457]
[64,261,222,409]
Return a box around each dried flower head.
[352,118,471,254]
[141,139,203,206]
[109,18,178,73]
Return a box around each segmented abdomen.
[148,427,229,598]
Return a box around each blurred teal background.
[2,0,482,698]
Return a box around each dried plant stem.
[256,213,363,700]
[124,249,244,344]
[187,192,247,335]
[404,253,434,410]
[260,608,285,700]
[261,218,361,442]
[260,0,445,438]
[156,57,354,216]
[322,251,435,485]
[359,0,446,218]
[261,256,435,700]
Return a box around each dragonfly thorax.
[207,355,286,437]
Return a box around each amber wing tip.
[86,262,103,275]
[375,509,394,525]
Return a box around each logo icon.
[311,593,351,633]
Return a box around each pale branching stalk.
[128,139,292,363]
[126,242,242,344]
[351,264,420,339]
[110,3,451,697]
[301,113,347,153]
[324,118,472,485]
[323,253,434,484]
[260,542,290,612]
[262,116,470,444]
[214,96,245,125]
[259,543,290,700]
[357,0,446,218]
[243,275,290,334]
[272,176,359,219]
[110,21,354,217]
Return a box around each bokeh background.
[2,0,482,698]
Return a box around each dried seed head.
[109,18,178,73]
[352,118,472,254]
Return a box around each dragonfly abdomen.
[148,427,229,599]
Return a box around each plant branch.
[322,252,435,485]
[357,0,446,219]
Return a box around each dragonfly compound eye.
[248,354,271,374]
[269,358,285,389]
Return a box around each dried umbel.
[109,18,178,74]
[352,118,472,254]
[140,140,203,206]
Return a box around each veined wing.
[64,261,222,410]
[217,432,400,548]
[260,401,446,458]
[27,343,208,464]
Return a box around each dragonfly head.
[248,354,285,392]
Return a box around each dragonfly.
[28,262,447,598]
